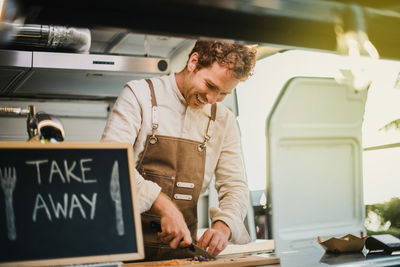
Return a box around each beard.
[186,92,207,109]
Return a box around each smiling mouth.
[196,94,207,105]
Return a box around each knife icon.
[150,221,215,260]
[110,160,125,236]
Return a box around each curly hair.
[188,40,257,81]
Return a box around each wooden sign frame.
[0,141,144,266]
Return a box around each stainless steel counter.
[262,246,400,266]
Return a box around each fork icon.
[0,167,17,241]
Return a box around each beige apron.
[137,79,216,260]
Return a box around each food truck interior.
[2,0,400,266]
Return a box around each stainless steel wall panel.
[0,49,169,98]
[32,51,169,74]
[0,50,32,68]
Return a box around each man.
[102,40,256,259]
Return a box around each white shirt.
[101,73,250,244]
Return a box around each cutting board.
[124,254,280,266]
[220,240,275,255]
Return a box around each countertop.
[266,246,400,266]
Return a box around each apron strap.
[211,103,217,121]
[145,79,158,107]
[198,103,217,152]
[146,79,159,144]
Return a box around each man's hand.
[198,220,231,256]
[150,192,192,249]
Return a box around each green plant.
[366,197,400,237]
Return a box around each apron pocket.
[142,169,175,199]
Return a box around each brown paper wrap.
[318,234,367,253]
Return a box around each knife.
[110,160,125,236]
[185,242,216,260]
[150,221,215,260]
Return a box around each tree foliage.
[367,197,400,228]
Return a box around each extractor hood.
[0,49,170,99]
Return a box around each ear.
[187,52,199,72]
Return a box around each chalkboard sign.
[0,142,144,266]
